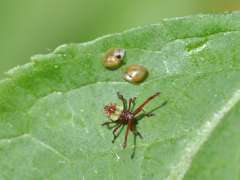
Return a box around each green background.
[0,0,240,78]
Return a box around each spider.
[102,92,164,150]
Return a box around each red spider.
[102,92,163,149]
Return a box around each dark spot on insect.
[116,54,122,59]
[102,92,167,158]
[123,64,148,84]
[103,48,125,70]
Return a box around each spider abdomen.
[119,110,134,124]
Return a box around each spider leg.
[117,92,127,109]
[135,131,143,139]
[102,120,119,129]
[112,124,124,143]
[142,109,155,117]
[101,121,114,126]
[131,124,143,139]
[130,125,143,159]
[128,97,137,112]
[143,100,168,118]
[123,121,132,148]
[131,134,137,159]
[128,98,133,111]
[131,97,137,110]
[133,92,160,116]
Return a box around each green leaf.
[0,12,240,179]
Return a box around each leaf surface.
[0,12,240,180]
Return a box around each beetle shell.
[123,64,148,83]
[103,48,125,69]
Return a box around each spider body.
[102,92,162,149]
[119,110,134,124]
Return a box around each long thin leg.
[131,134,137,159]
[117,92,127,109]
[101,121,114,126]
[143,100,168,117]
[123,121,132,148]
[135,131,143,139]
[102,120,119,129]
[112,124,123,143]
[103,123,118,129]
[131,125,143,139]
[132,97,136,108]
[128,97,137,111]
[128,98,133,111]
[101,119,118,126]
[130,125,142,159]
[133,92,160,116]
[142,109,152,117]
[142,109,155,117]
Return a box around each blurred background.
[0,0,240,78]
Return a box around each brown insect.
[102,48,125,69]
[123,64,148,83]
[102,92,164,150]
